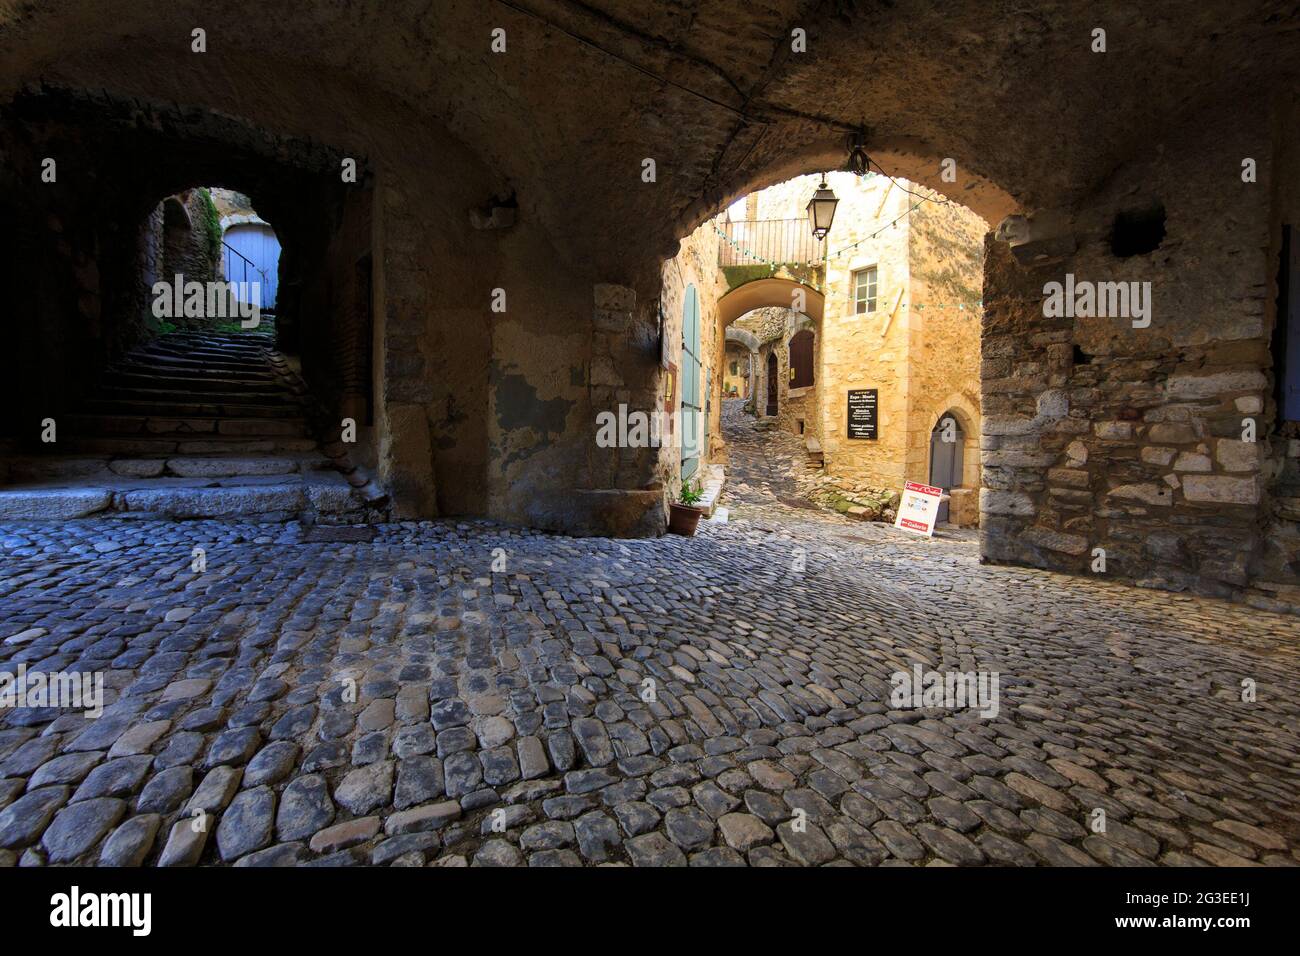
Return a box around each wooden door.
[929,415,964,524]
[223,223,281,310]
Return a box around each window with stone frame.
[789,329,814,388]
[853,266,878,314]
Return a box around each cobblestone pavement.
[0,412,1297,867]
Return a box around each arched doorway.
[766,352,778,416]
[929,412,965,524]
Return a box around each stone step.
[3,457,117,481]
[5,453,331,482]
[136,353,271,370]
[0,473,361,520]
[695,463,726,517]
[142,346,272,363]
[116,349,272,363]
[130,344,270,362]
[102,370,279,392]
[56,436,321,456]
[147,333,272,349]
[61,413,308,437]
[82,398,306,419]
[97,382,286,403]
[122,357,274,377]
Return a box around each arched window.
[789,329,814,388]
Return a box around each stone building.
[0,2,1296,610]
[721,344,750,399]
[681,173,985,526]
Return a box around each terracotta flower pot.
[668,501,705,536]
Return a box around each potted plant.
[668,478,706,536]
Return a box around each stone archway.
[717,277,824,329]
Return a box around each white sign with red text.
[894,480,943,537]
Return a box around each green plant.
[197,187,223,266]
[677,478,704,506]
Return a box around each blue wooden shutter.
[680,285,702,478]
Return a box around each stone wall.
[1256,100,1300,611]
[980,99,1298,608]
[159,188,221,325]
[722,343,750,398]
[905,198,986,491]
[299,186,376,468]
[815,176,917,489]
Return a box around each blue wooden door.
[223,223,281,310]
[680,284,702,479]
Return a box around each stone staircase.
[804,435,824,468]
[0,331,377,521]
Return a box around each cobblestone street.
[1,411,1297,867]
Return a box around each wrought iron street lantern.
[806,177,838,241]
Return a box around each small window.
[853,266,878,314]
[730,361,738,375]
[789,329,814,388]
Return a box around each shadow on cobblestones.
[0,426,1297,866]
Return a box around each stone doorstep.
[0,474,364,520]
[696,464,726,517]
[5,453,326,482]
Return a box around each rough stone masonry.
[0,0,1297,872]
[1,2,1296,608]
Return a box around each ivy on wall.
[197,187,223,266]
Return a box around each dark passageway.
[0,90,384,519]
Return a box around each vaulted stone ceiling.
[2,0,1298,283]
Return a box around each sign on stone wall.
[846,388,878,439]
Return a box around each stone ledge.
[695,465,726,517]
[0,488,113,520]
